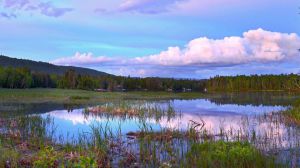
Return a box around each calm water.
[1,92,283,143]
[1,92,299,144]
[41,99,286,140]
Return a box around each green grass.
[184,141,277,168]
[0,139,20,167]
[0,88,205,104]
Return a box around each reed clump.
[281,99,300,126]
[86,101,175,120]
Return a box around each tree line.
[0,66,205,91]
[207,74,300,91]
[1,66,300,92]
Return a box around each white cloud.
[51,52,113,66]
[134,28,300,66]
[51,29,300,77]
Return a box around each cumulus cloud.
[0,0,73,18]
[51,29,300,77]
[51,52,113,66]
[135,29,300,66]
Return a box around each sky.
[0,0,299,79]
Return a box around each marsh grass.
[283,106,300,126]
[0,116,113,167]
[0,138,20,167]
[184,141,278,168]
[0,114,294,167]
[85,100,176,122]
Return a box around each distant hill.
[0,55,111,76]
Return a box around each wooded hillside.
[0,55,110,77]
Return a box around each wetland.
[1,89,300,167]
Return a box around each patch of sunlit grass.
[184,140,277,168]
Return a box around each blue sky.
[0,0,299,78]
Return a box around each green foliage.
[184,141,276,168]
[33,146,62,168]
[286,107,300,121]
[72,155,97,168]
[207,74,300,91]
[0,65,206,91]
[77,75,99,90]
[0,67,32,88]
[33,147,99,168]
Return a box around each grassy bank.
[0,88,205,104]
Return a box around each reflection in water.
[207,92,299,106]
[43,109,162,140]
[172,99,285,115]
[41,99,287,142]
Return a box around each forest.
[1,66,300,92]
[207,74,300,91]
[0,55,109,76]
[0,66,205,91]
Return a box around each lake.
[1,91,300,166]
